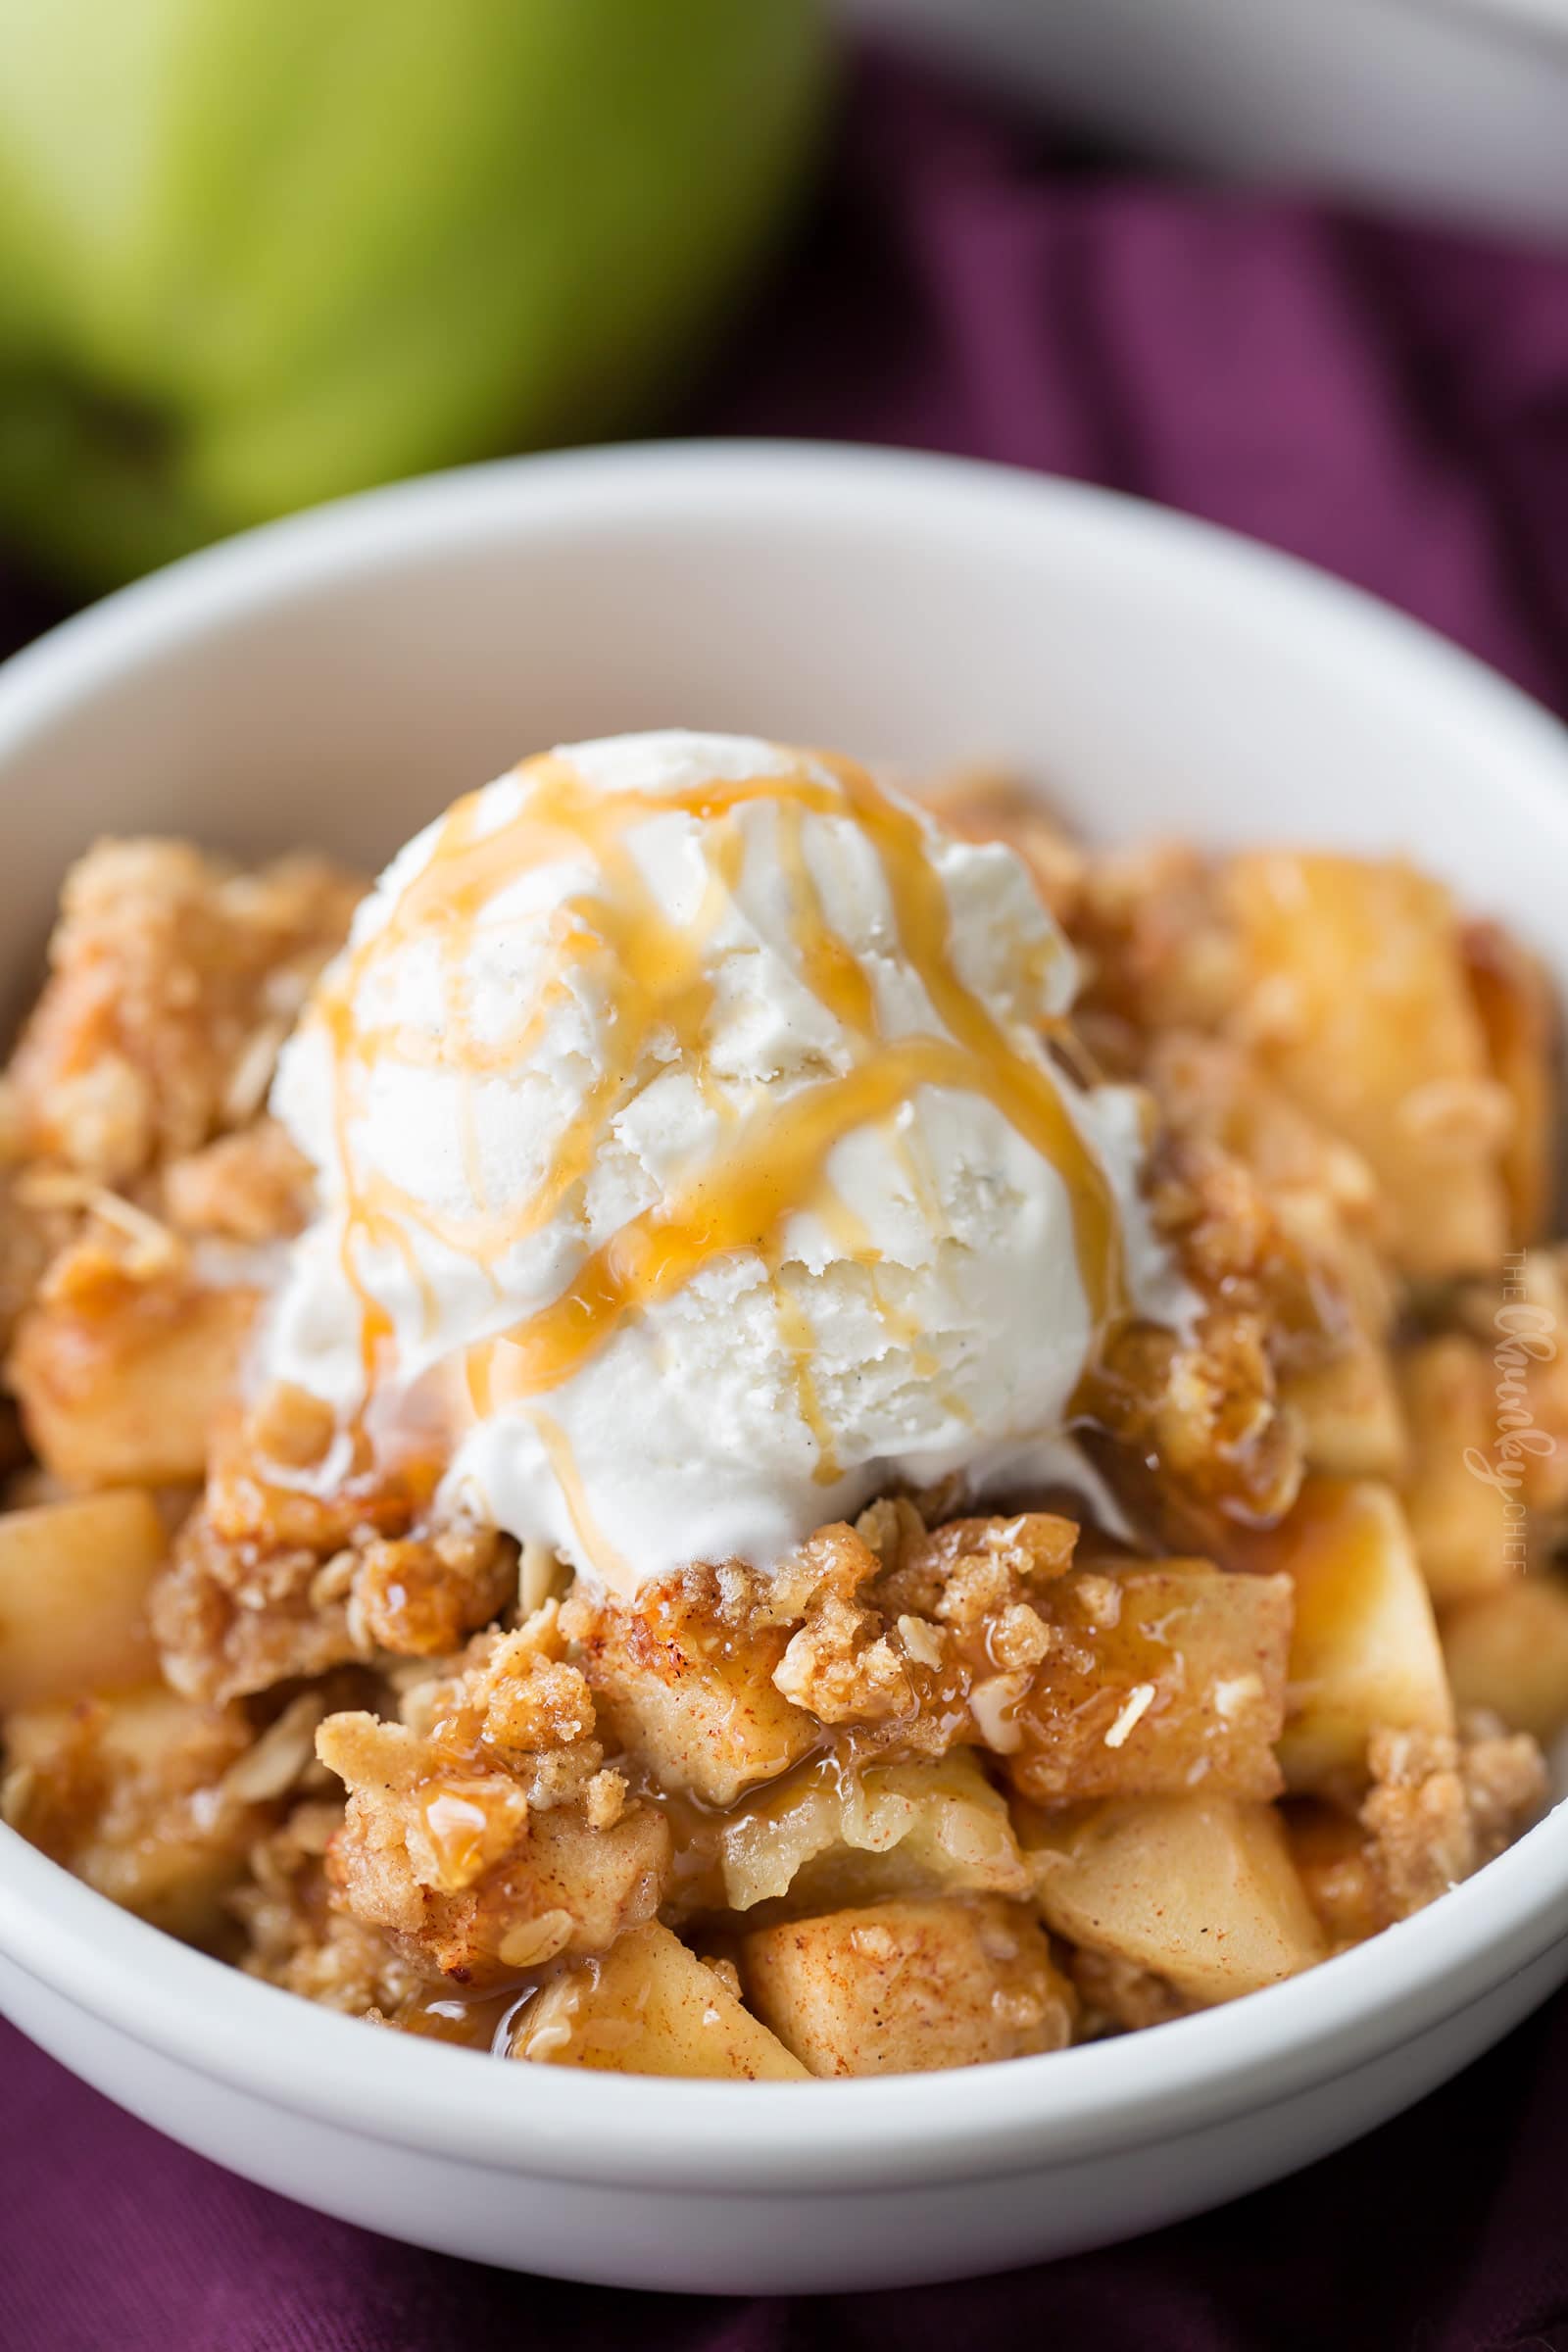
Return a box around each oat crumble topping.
[0,802,1559,2081]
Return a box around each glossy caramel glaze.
[305,747,1128,1473]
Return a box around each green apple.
[0,0,829,586]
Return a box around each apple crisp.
[0,806,1561,2082]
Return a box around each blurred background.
[0,0,1566,710]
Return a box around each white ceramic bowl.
[850,0,1568,238]
[2,443,1567,2294]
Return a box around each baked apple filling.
[0,735,1560,2080]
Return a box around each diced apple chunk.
[1004,1564,1292,1805]
[1224,854,1508,1278]
[3,1682,268,1938]
[718,1751,1030,1916]
[513,1922,808,2081]
[1030,1796,1327,2004]
[566,1586,817,1808]
[1239,1479,1454,1792]
[741,1897,1074,2078]
[1443,1578,1568,1746]
[1285,1335,1407,1485]
[10,1278,258,1488]
[1397,1338,1517,1604]
[0,1489,165,1712]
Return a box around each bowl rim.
[3,436,1568,2194]
[1419,0,1568,52]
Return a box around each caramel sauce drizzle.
[308,746,1128,1507]
[525,1404,637,1594]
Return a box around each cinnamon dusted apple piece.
[1223,854,1510,1279]
[1443,1578,1568,1745]
[0,1487,165,1711]
[9,1226,261,1488]
[1028,1796,1326,2006]
[317,1619,670,1987]
[740,1896,1074,2077]
[1000,1563,1292,1807]
[1236,1479,1454,1794]
[560,1550,829,1810]
[513,1922,808,2081]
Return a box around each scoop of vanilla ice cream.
[264,731,1177,1595]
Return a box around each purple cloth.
[709,56,1568,721]
[6,46,1568,2352]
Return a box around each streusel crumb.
[316,1628,671,1985]
[7,841,361,1185]
[1360,1716,1547,1920]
